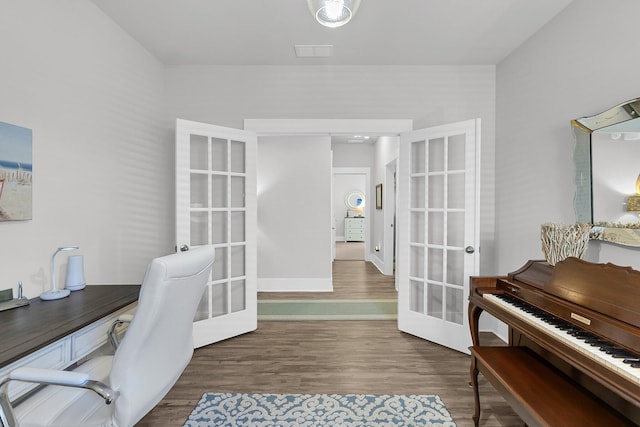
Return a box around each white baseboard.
[479,327,508,344]
[478,316,509,343]
[368,253,384,274]
[258,278,333,292]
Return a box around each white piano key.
[484,293,640,386]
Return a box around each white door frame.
[384,158,398,277]
[244,119,413,137]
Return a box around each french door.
[175,119,257,348]
[397,119,480,354]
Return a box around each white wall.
[373,136,400,273]
[11,0,639,315]
[0,1,171,299]
[496,0,640,274]
[1,5,499,299]
[332,142,375,169]
[166,65,497,275]
[257,135,332,291]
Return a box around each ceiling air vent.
[294,45,334,57]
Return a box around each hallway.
[258,259,397,300]
[334,241,365,260]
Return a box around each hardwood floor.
[334,241,365,260]
[137,261,520,426]
[259,260,398,300]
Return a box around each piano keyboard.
[484,293,640,385]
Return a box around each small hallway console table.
[344,217,365,242]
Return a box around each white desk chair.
[0,245,215,427]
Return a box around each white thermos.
[65,255,86,291]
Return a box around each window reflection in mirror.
[592,130,640,223]
[572,98,640,246]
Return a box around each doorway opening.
[257,259,397,320]
[247,119,408,320]
[332,167,369,262]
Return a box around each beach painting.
[0,121,33,221]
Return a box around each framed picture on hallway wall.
[376,183,382,209]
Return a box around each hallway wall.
[257,134,332,291]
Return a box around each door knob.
[465,246,475,254]
[179,244,190,252]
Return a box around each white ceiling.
[90,0,574,66]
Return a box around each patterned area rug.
[184,393,457,426]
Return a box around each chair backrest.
[108,246,214,426]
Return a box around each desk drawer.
[72,303,136,361]
[0,303,136,401]
[0,340,69,401]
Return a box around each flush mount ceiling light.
[307,0,361,28]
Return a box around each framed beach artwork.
[0,121,33,221]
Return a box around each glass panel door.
[398,119,480,354]
[176,119,256,348]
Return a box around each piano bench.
[469,346,634,427]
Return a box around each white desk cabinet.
[344,217,365,242]
[0,285,139,401]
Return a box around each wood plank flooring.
[137,261,520,426]
[334,241,365,260]
[259,260,398,300]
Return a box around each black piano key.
[575,334,594,341]
[607,348,625,355]
[611,351,635,359]
[613,354,634,360]
[495,291,640,366]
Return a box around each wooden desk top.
[0,285,140,368]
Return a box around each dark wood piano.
[468,257,640,427]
